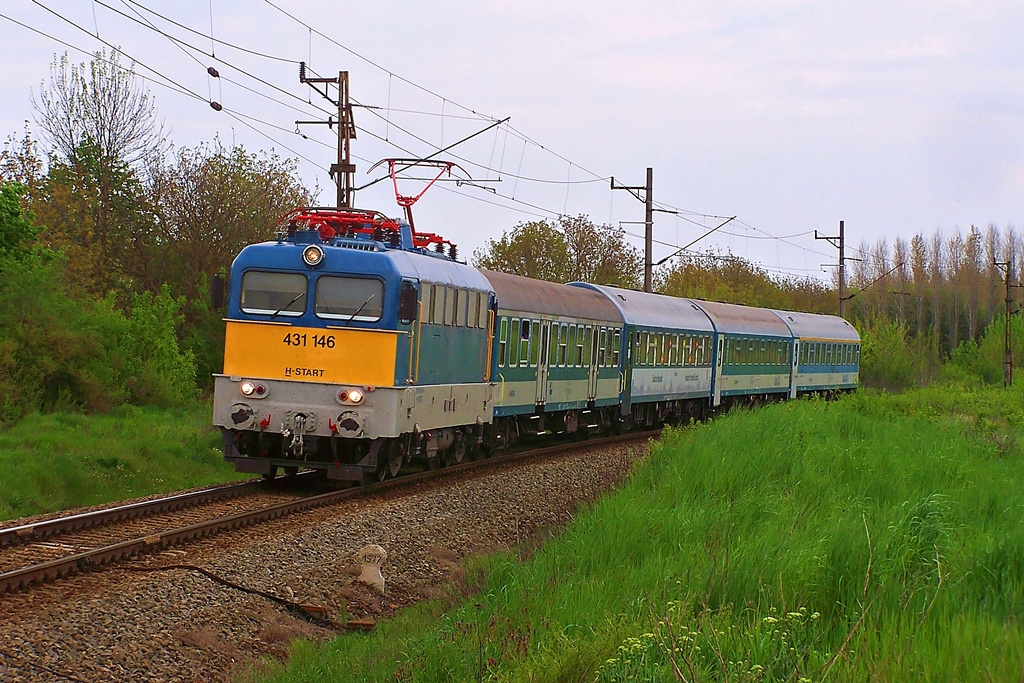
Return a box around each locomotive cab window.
[240,271,307,317]
[314,276,384,321]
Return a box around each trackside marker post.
[357,544,387,593]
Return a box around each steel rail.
[0,479,270,547]
[0,431,657,594]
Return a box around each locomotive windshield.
[240,271,307,317]
[315,276,384,322]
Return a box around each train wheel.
[443,436,466,467]
[385,440,404,478]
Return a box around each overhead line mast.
[816,220,849,317]
[296,63,356,208]
[611,168,654,292]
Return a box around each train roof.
[691,299,795,338]
[569,283,715,332]
[480,270,622,323]
[770,309,860,342]
[232,239,493,291]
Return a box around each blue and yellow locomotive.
[214,207,860,482]
[213,208,496,482]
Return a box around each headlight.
[239,380,268,398]
[302,245,324,267]
[337,388,365,405]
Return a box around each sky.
[2,1,1023,284]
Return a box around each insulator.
[435,242,444,253]
[207,66,220,78]
[449,244,458,260]
[210,101,223,111]
[299,61,306,82]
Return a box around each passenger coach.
[483,270,623,442]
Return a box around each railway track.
[0,431,657,595]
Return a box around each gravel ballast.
[0,442,646,682]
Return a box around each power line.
[1,9,203,104]
[122,0,299,63]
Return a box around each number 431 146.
[282,332,335,348]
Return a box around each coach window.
[510,319,521,365]
[583,327,593,366]
[530,321,541,366]
[241,271,307,317]
[557,323,567,366]
[314,276,383,321]
[520,320,531,366]
[612,330,621,366]
[599,328,608,366]
[498,318,508,367]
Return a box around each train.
[212,206,859,482]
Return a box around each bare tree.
[32,50,166,167]
[910,234,928,337]
[893,237,910,325]
[929,232,945,350]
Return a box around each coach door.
[587,325,600,402]
[622,329,634,414]
[535,321,551,405]
[789,340,799,399]
[712,335,725,407]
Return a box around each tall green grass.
[0,401,240,520]
[257,388,1024,682]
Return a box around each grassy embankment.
[258,385,1024,682]
[0,401,240,521]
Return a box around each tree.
[473,220,571,282]
[0,124,45,192]
[473,215,642,288]
[32,50,166,168]
[146,141,311,301]
[560,215,643,289]
[0,182,39,259]
[32,140,155,296]
[656,251,833,312]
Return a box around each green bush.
[118,285,197,406]
[945,314,1024,386]
[858,319,940,390]
[0,254,198,423]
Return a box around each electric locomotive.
[212,208,496,482]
